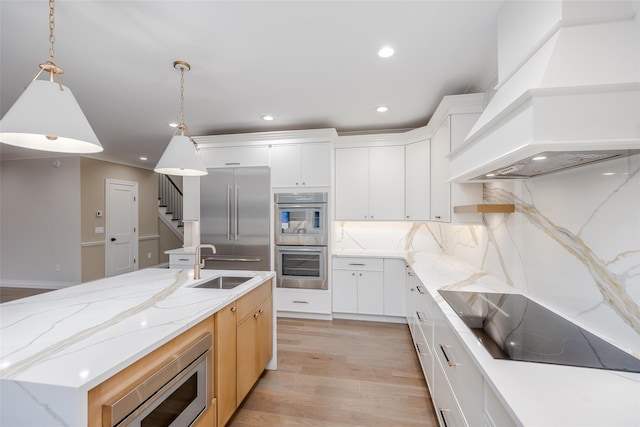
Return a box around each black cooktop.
[438,290,640,373]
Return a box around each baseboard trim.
[332,312,407,324]
[277,311,333,321]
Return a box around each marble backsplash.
[334,154,640,355]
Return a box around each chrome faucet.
[194,244,217,280]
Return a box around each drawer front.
[238,280,272,320]
[484,384,517,427]
[332,257,383,271]
[433,362,467,427]
[169,254,195,268]
[277,289,331,314]
[434,311,483,427]
[414,327,434,394]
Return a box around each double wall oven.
[274,192,328,290]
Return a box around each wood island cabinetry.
[215,280,273,426]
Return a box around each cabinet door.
[430,116,451,222]
[270,144,301,187]
[332,269,359,313]
[406,268,417,339]
[199,145,269,168]
[256,298,273,372]
[301,143,331,187]
[370,145,405,220]
[237,310,258,404]
[383,258,407,316]
[335,147,370,220]
[215,301,237,427]
[356,271,384,315]
[405,140,430,220]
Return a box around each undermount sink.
[192,276,252,290]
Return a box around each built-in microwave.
[274,192,328,246]
[103,334,211,427]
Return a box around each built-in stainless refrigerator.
[200,167,270,271]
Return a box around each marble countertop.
[331,249,407,259]
[405,251,640,427]
[164,246,197,255]
[0,268,275,426]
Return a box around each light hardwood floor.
[0,286,52,303]
[229,318,438,427]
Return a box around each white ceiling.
[0,0,503,168]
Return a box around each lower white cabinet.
[276,288,332,314]
[332,256,406,317]
[406,271,516,427]
[168,253,195,269]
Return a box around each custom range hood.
[450,1,640,182]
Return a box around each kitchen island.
[0,267,276,427]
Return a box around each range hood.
[449,3,640,182]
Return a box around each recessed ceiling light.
[139,157,148,161]
[532,156,547,161]
[603,172,615,176]
[376,106,389,113]
[485,173,496,177]
[261,115,274,121]
[169,123,178,128]
[378,46,395,58]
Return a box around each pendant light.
[154,61,207,176]
[0,0,102,154]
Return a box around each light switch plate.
[95,226,104,234]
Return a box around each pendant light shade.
[154,60,207,176]
[154,134,207,176]
[0,80,102,153]
[0,0,102,154]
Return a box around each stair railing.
[158,174,183,227]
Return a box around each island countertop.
[0,267,275,426]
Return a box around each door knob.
[110,237,116,242]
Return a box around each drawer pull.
[416,285,427,295]
[416,311,426,322]
[348,263,365,266]
[439,344,458,367]
[178,258,190,261]
[254,312,260,319]
[416,343,429,356]
[230,306,237,312]
[259,308,264,314]
[292,300,309,304]
[439,409,451,427]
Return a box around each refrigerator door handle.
[234,184,239,241]
[227,184,232,241]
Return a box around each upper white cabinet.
[428,95,485,224]
[271,142,330,187]
[199,145,270,168]
[335,145,405,220]
[405,139,430,221]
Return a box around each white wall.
[1,157,81,287]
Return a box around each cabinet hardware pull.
[348,263,365,266]
[416,311,426,321]
[416,343,428,356]
[435,215,441,219]
[225,162,241,166]
[259,308,264,314]
[416,285,427,295]
[230,306,237,312]
[302,182,306,185]
[254,313,260,319]
[410,288,415,292]
[296,182,299,185]
[178,258,189,261]
[408,271,414,276]
[292,300,309,304]
[439,409,451,427]
[439,344,458,367]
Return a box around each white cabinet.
[199,145,269,168]
[335,146,405,220]
[276,288,332,314]
[430,113,484,224]
[332,258,384,315]
[484,384,517,427]
[383,258,406,316]
[405,139,430,220]
[433,291,483,427]
[270,143,330,187]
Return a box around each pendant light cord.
[48,0,56,66]
[179,65,185,131]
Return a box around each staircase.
[158,174,184,240]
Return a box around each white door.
[106,180,138,277]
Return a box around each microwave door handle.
[227,184,231,241]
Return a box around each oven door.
[275,246,327,290]
[275,204,327,246]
